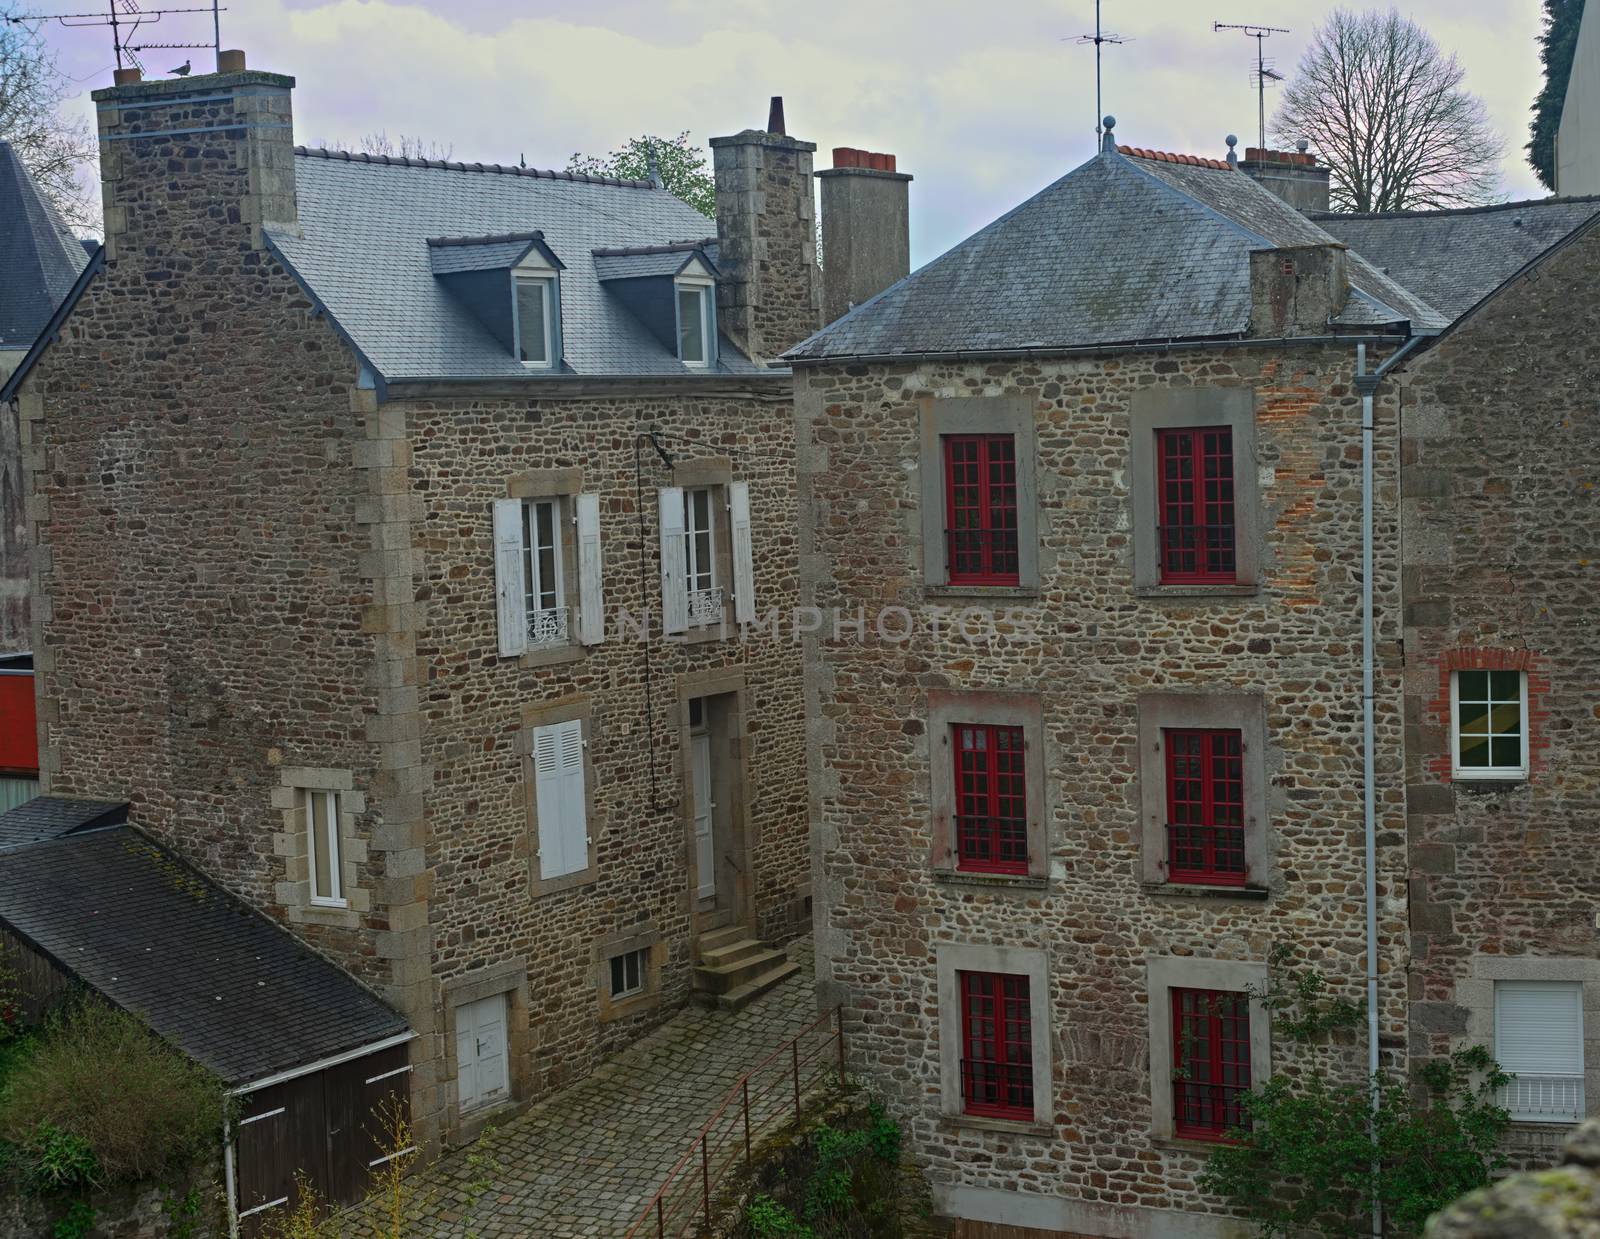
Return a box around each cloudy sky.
[41,0,1550,263]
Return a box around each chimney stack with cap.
[710,98,821,360]
[818,147,912,326]
[1236,139,1331,214]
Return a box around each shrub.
[0,1002,227,1185]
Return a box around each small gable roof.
[0,141,90,353]
[593,241,720,282]
[785,147,1448,364]
[0,814,410,1086]
[426,231,564,275]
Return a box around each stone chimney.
[1247,244,1350,337]
[710,98,822,361]
[817,147,911,325]
[91,50,297,261]
[1237,142,1331,214]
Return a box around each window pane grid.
[1173,988,1251,1140]
[954,724,1028,874]
[959,971,1034,1119]
[521,499,568,646]
[1157,427,1237,583]
[610,949,646,999]
[944,435,1020,585]
[1455,670,1525,773]
[1165,729,1246,885]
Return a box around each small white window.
[521,499,567,647]
[677,283,710,366]
[1496,980,1585,1123]
[516,276,554,368]
[609,948,647,999]
[306,790,343,906]
[1451,669,1529,779]
[683,487,722,625]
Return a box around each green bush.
[738,1101,907,1239]
[0,1002,226,1186]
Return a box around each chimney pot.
[767,96,786,135]
[217,49,246,73]
[113,67,142,85]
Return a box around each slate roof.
[784,147,1450,363]
[1314,196,1600,321]
[267,149,761,382]
[0,796,126,853]
[0,824,410,1086]
[593,242,720,282]
[0,140,90,354]
[426,232,562,275]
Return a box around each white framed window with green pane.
[675,276,715,368]
[1451,667,1529,780]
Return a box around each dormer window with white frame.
[515,274,556,368]
[674,258,716,368]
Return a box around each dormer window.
[593,242,721,371]
[427,231,565,373]
[516,275,555,368]
[677,282,712,367]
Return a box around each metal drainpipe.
[1355,333,1425,1239]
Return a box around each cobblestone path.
[344,941,818,1239]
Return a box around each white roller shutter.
[728,480,756,625]
[533,718,588,879]
[492,499,527,658]
[1496,980,1585,1122]
[658,486,688,635]
[575,492,604,646]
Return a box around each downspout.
[1355,332,1424,1239]
[222,1107,239,1239]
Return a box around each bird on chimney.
[170,59,191,76]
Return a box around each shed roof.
[0,821,409,1086]
[0,796,126,853]
[0,141,90,353]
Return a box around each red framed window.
[953,723,1027,874]
[1172,988,1251,1140]
[1165,728,1245,886]
[944,435,1019,585]
[959,970,1034,1120]
[1157,427,1236,583]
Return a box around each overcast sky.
[41,1,1550,264]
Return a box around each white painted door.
[455,993,509,1113]
[692,731,716,901]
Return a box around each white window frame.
[515,274,555,369]
[1450,669,1530,780]
[683,486,722,626]
[306,789,344,907]
[1495,980,1586,1123]
[520,498,568,648]
[676,278,712,368]
[609,948,646,999]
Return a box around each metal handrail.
[625,1004,846,1239]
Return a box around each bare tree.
[0,5,98,231]
[354,130,455,161]
[1272,9,1503,213]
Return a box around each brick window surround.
[918,397,1039,592]
[1156,426,1238,584]
[943,435,1020,586]
[1423,648,1549,784]
[1171,988,1252,1140]
[936,942,1052,1130]
[928,690,1048,883]
[959,970,1035,1120]
[1137,693,1269,891]
[1130,387,1259,594]
[271,766,369,928]
[1145,955,1269,1142]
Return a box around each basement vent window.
[610,948,647,999]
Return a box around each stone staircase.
[693,924,801,1011]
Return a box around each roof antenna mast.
[2,0,228,77]
[1213,22,1290,155]
[1073,1,1130,147]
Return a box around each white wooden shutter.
[492,499,527,658]
[533,718,587,879]
[728,480,756,625]
[1496,981,1585,1121]
[658,486,688,635]
[575,492,604,646]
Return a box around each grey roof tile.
[0,825,409,1085]
[0,797,127,852]
[1314,196,1600,321]
[268,151,760,381]
[0,141,89,352]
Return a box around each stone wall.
[1397,220,1600,1165]
[0,399,26,652]
[794,345,1410,1236]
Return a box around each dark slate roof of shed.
[785,148,1449,363]
[0,824,409,1086]
[267,149,760,381]
[0,797,126,853]
[0,140,90,353]
[1314,196,1600,321]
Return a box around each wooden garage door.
[234,1043,413,1235]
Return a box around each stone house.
[786,126,1600,1237]
[0,52,911,1229]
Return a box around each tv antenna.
[1213,22,1290,154]
[1072,0,1131,147]
[3,0,226,75]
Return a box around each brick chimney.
[1237,142,1331,214]
[1248,244,1350,337]
[710,98,822,362]
[92,50,297,261]
[817,147,911,325]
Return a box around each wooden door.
[692,731,716,901]
[234,1071,327,1236]
[324,1043,413,1205]
[455,994,509,1113]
